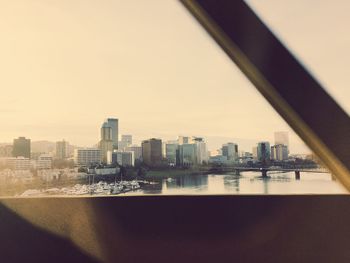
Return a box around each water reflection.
[125,171,347,195]
[223,174,240,193]
[165,175,208,191]
[142,182,163,195]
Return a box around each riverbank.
[144,167,213,179]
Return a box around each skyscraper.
[271,144,289,161]
[13,137,31,158]
[125,145,142,161]
[141,138,162,167]
[106,118,119,150]
[257,142,271,164]
[193,137,208,165]
[165,142,178,165]
[111,151,134,167]
[99,121,114,163]
[252,146,258,160]
[177,137,208,166]
[56,140,69,159]
[178,143,197,166]
[222,142,238,162]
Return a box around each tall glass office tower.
[106,118,118,150]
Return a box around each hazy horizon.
[0,132,309,155]
[1,1,349,155]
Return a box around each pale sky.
[0,0,349,153]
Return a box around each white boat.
[130,180,140,189]
[111,184,124,194]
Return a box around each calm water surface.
[125,172,347,195]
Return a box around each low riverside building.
[88,167,119,176]
[208,155,228,165]
[3,157,31,170]
[74,148,101,166]
[36,154,53,169]
[38,168,87,181]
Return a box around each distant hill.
[31,141,80,156]
[31,141,56,153]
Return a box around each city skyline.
[1,125,297,168]
[0,129,307,155]
[0,127,307,155]
[2,1,348,154]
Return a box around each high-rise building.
[111,151,134,167]
[193,137,208,165]
[125,145,142,161]
[178,144,197,166]
[222,142,238,162]
[74,148,101,166]
[252,146,258,160]
[257,142,271,163]
[13,137,31,158]
[165,142,178,165]
[141,138,162,167]
[99,121,114,163]
[176,137,208,166]
[274,132,289,148]
[106,118,119,149]
[208,155,228,165]
[222,145,228,158]
[56,140,69,159]
[271,144,289,161]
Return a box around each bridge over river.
[213,166,330,180]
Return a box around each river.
[124,171,347,195]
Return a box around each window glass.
[246,0,350,115]
[0,0,345,196]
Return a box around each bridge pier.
[261,169,268,178]
[295,170,301,180]
[234,169,240,176]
